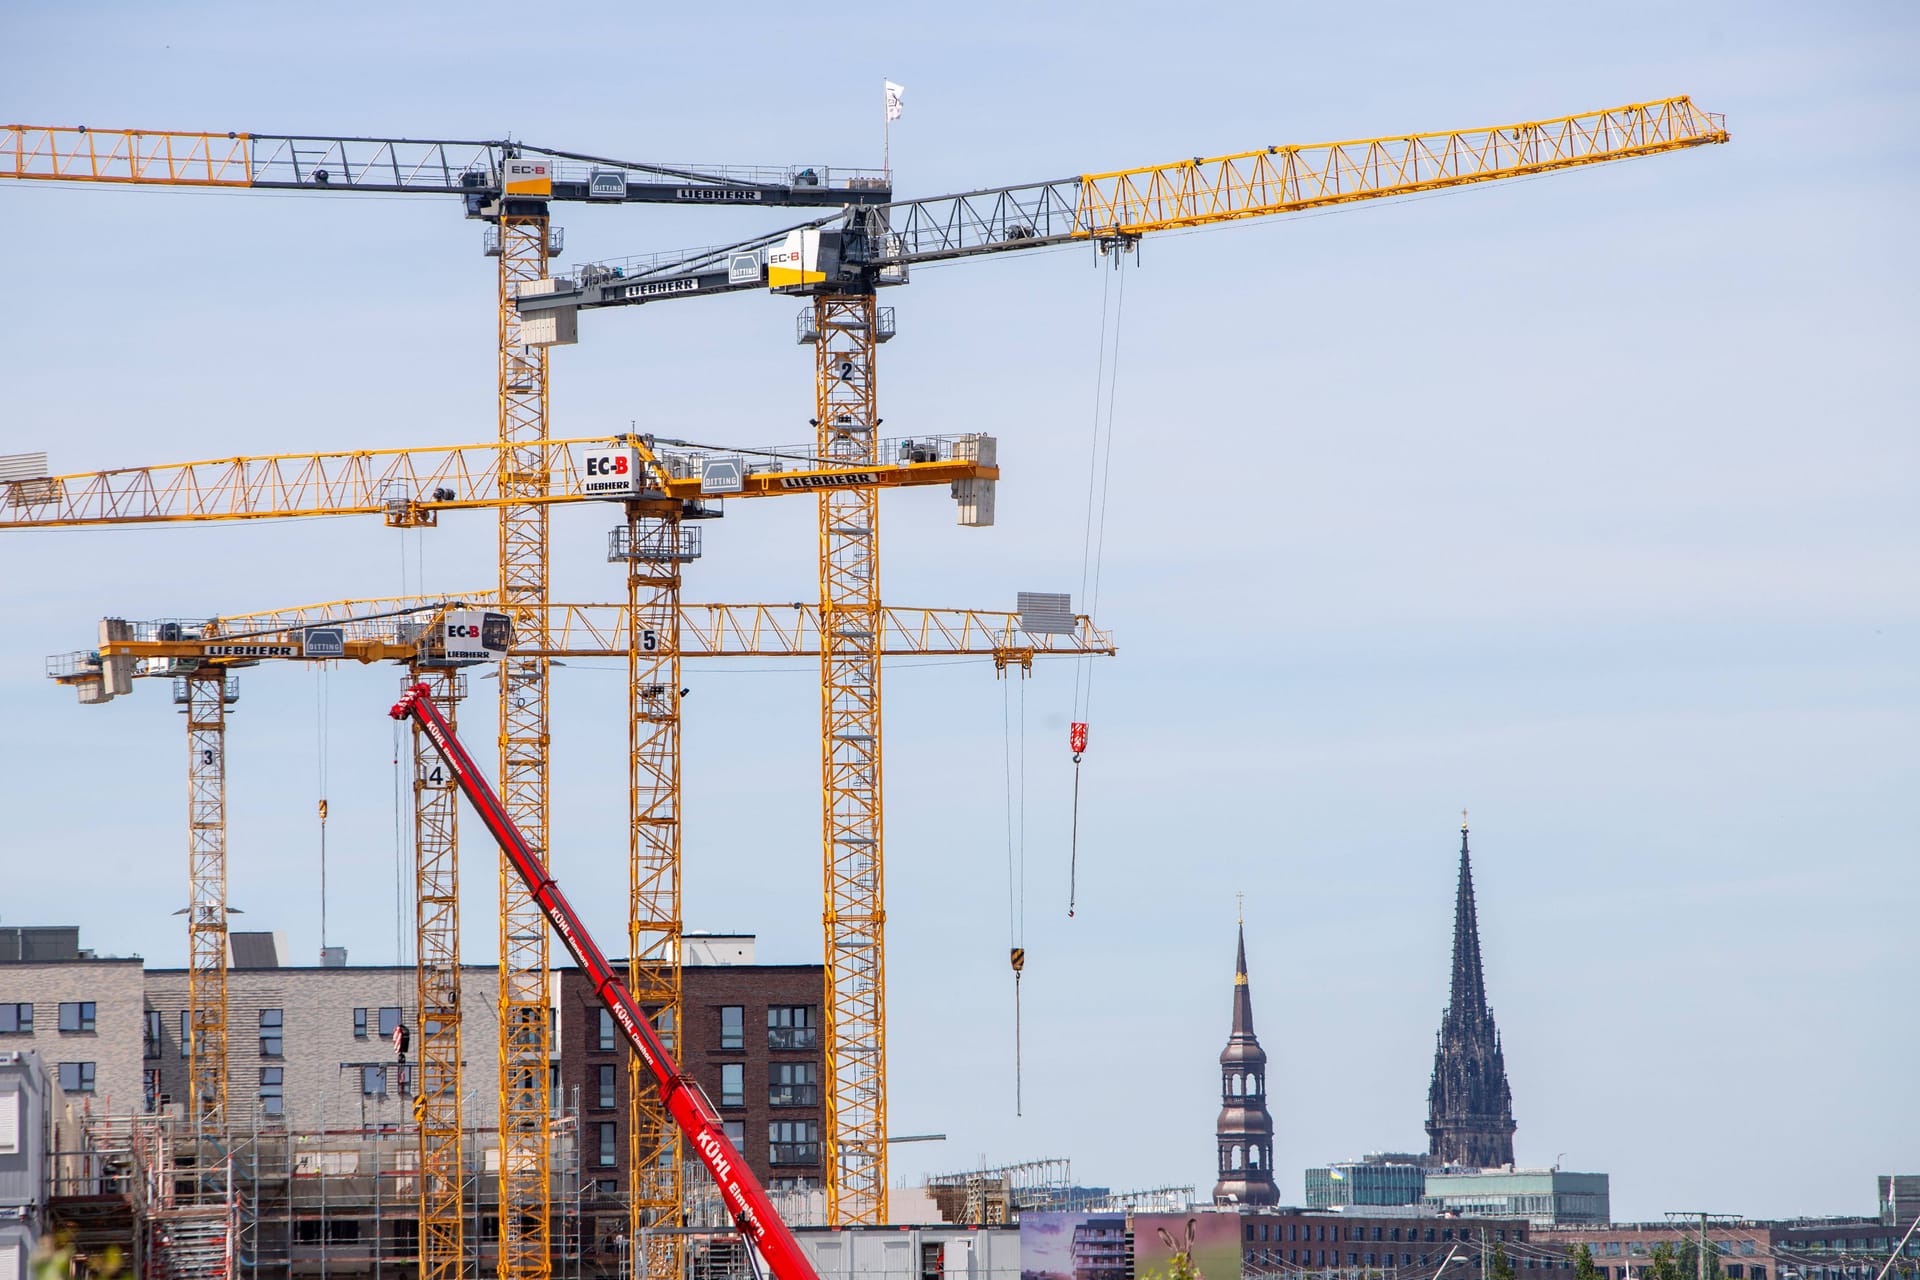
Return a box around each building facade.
[1214,919,1279,1206]
[0,941,147,1115]
[1538,1210,1920,1280]
[144,952,507,1134]
[556,936,827,1262]
[1423,1168,1610,1227]
[1427,821,1518,1169]
[1239,1209,1537,1279]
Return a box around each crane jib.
[388,684,819,1280]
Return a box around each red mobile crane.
[390,683,821,1280]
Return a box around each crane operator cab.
[417,610,513,667]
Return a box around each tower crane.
[4,121,888,1280]
[513,93,1731,1225]
[9,428,1011,1276]
[57,595,1108,1276]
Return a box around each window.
[59,1062,96,1093]
[767,1005,817,1049]
[0,1003,33,1034]
[259,1009,283,1058]
[769,1120,820,1165]
[597,1008,616,1052]
[596,1065,616,1110]
[719,1006,744,1050]
[651,1007,676,1054]
[144,1010,163,1059]
[771,1062,818,1106]
[378,1007,403,1038]
[180,1011,190,1057]
[260,1067,284,1116]
[58,1002,96,1034]
[597,1121,617,1167]
[143,1068,163,1113]
[362,1065,388,1096]
[724,1120,745,1149]
[354,1007,368,1038]
[720,1064,745,1108]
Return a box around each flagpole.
[883,79,891,177]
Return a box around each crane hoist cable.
[316,667,331,953]
[1068,252,1129,918]
[1002,674,1027,1115]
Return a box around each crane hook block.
[1069,721,1089,762]
[1010,947,1026,973]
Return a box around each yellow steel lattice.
[624,504,686,1280]
[496,211,554,1280]
[1074,97,1728,238]
[412,667,465,1280]
[813,293,888,1226]
[184,671,230,1136]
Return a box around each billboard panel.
[1133,1213,1241,1280]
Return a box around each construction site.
[0,68,1734,1280]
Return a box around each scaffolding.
[45,1095,590,1278]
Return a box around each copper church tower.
[1214,912,1279,1205]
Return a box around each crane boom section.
[1,125,891,203]
[0,435,995,528]
[388,684,820,1280]
[1068,95,1727,241]
[534,94,1727,310]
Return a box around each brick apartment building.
[1240,1211,1535,1278]
[558,935,826,1259]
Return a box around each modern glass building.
[1304,1154,1432,1208]
[1423,1169,1611,1226]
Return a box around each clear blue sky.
[1,0,1913,1224]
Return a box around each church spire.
[1231,920,1255,1034]
[1426,816,1517,1169]
[1214,905,1278,1205]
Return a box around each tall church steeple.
[1426,817,1517,1168]
[1214,906,1279,1205]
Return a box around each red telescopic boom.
[390,683,822,1280]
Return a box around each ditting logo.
[777,471,880,490]
[676,188,762,202]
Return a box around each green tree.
[1572,1243,1601,1280]
[1487,1244,1517,1280]
[1645,1243,1685,1280]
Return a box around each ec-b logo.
[587,455,630,477]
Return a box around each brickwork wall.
[144,964,505,1131]
[558,962,826,1258]
[0,960,146,1112]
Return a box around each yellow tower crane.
[517,94,1731,1224]
[2,124,889,1280]
[8,428,1019,1275]
[56,596,1108,1276]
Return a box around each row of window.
[1248,1224,1491,1245]
[593,1005,815,1052]
[586,1061,817,1110]
[593,1120,820,1168]
[0,1002,96,1034]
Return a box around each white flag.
[884,81,905,123]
